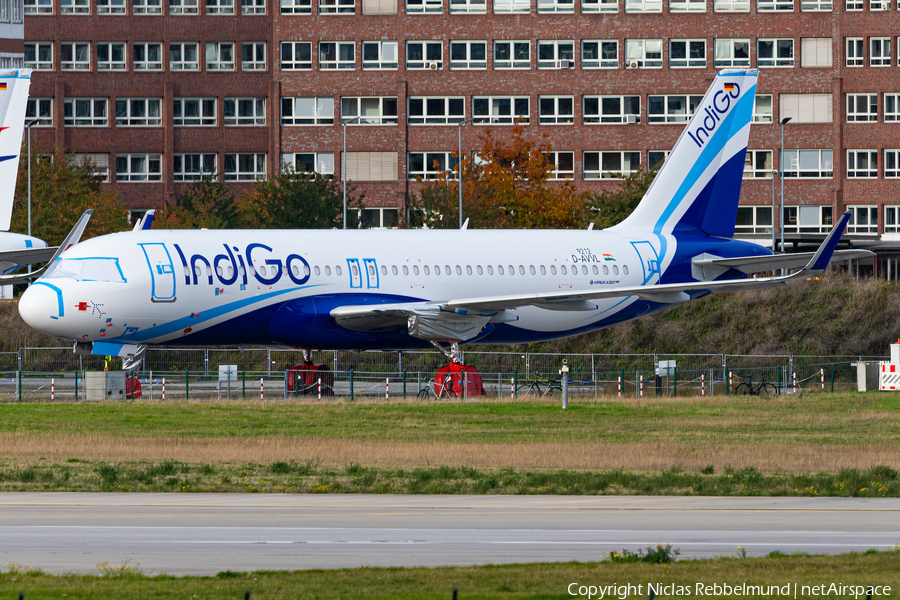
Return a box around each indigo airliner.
[13,68,870,367]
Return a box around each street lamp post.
[342,115,363,229]
[770,168,779,252]
[25,119,38,239]
[779,116,792,258]
[456,117,475,229]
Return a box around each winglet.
[0,209,92,284]
[805,211,851,272]
[141,209,155,230]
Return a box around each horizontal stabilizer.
[0,246,58,265]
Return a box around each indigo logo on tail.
[686,83,741,149]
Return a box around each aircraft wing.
[0,246,58,265]
[0,210,92,285]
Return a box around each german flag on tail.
[723,83,735,92]
[0,83,7,91]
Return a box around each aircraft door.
[630,241,662,286]
[347,258,362,288]
[363,258,379,289]
[139,243,177,302]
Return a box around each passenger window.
[325,266,332,276]
[227,266,234,277]
[381,265,387,276]
[456,265,462,275]
[392,265,398,275]
[613,265,619,275]
[424,266,430,275]
[184,266,191,277]
[540,265,546,275]
[194,266,201,278]
[488,265,494,275]
[592,265,598,275]
[352,264,359,276]
[240,266,246,276]
[292,266,299,277]
[368,265,375,276]
[413,265,420,275]
[314,266,321,276]
[508,265,515,275]
[603,265,609,275]
[623,265,629,275]
[303,264,310,276]
[561,265,567,275]
[497,266,503,275]
[466,265,472,275]
[550,265,557,275]
[518,265,525,275]
[402,265,409,275]
[260,266,268,276]
[336,265,342,276]
[445,265,451,275]
[582,265,588,275]
[529,265,535,275]
[477,265,483,275]
[216,266,223,277]
[433,265,440,275]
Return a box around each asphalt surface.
[1,493,898,575]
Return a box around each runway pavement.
[1,493,898,575]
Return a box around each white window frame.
[583,95,640,124]
[472,96,529,125]
[170,42,199,71]
[885,205,900,233]
[72,154,110,182]
[280,0,310,11]
[800,0,829,9]
[885,93,900,122]
[743,149,774,178]
[64,98,108,127]
[800,38,832,67]
[281,41,312,70]
[97,0,126,13]
[784,205,833,234]
[714,38,750,67]
[25,42,53,70]
[647,94,703,123]
[224,97,266,126]
[753,94,773,123]
[624,0,661,11]
[206,42,235,71]
[362,40,398,69]
[714,0,748,10]
[340,97,399,125]
[492,0,527,9]
[406,41,442,70]
[174,153,217,181]
[133,42,162,70]
[60,0,89,14]
[847,150,878,178]
[406,0,441,12]
[206,0,234,12]
[669,0,704,10]
[97,42,126,70]
[24,0,53,14]
[169,0,198,12]
[545,151,574,180]
[408,151,458,180]
[242,42,266,70]
[870,37,891,67]
[133,0,161,12]
[358,208,399,229]
[282,97,334,125]
[845,38,864,67]
[538,95,574,125]
[319,41,355,70]
[669,39,706,68]
[734,206,773,234]
[116,154,162,182]
[319,0,355,13]
[537,40,575,69]
[781,149,833,178]
[26,98,53,126]
[60,42,90,70]
[757,38,794,67]
[847,94,877,122]
[242,0,266,12]
[648,150,669,169]
[225,153,267,181]
[450,41,487,69]
[173,98,216,126]
[537,0,573,12]
[846,205,878,234]
[756,0,792,9]
[408,96,465,125]
[884,150,900,179]
[581,0,617,11]
[450,0,485,12]
[115,98,162,127]
[493,40,530,69]
[625,39,663,68]
[581,40,618,69]
[845,0,861,7]
[283,152,334,177]
[583,151,641,179]
[869,0,888,8]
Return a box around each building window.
[362,41,398,69]
[624,0,660,11]
[116,154,162,182]
[537,0,573,11]
[781,149,833,178]
[583,151,640,179]
[225,98,266,126]
[800,38,832,67]
[844,0,861,7]
[242,42,266,70]
[670,0,704,10]
[206,42,235,70]
[406,41,442,69]
[784,206,832,234]
[582,0,617,11]
[60,42,90,70]
[753,94,773,122]
[450,0,485,12]
[625,39,662,68]
[280,0,310,11]
[450,41,487,69]
[885,93,900,122]
[714,0,749,9]
[870,37,891,66]
[545,151,574,179]
[714,38,750,67]
[97,0,126,13]
[24,0,53,14]
[243,0,265,12]
[885,205,900,232]
[319,0,354,13]
[115,98,162,127]
[847,94,877,122]
[648,95,703,123]
[133,0,161,12]
[358,208,399,228]
[282,97,334,125]
[800,0,828,9]
[60,0,89,13]
[869,0,887,8]
[318,42,354,69]
[97,42,126,70]
[407,0,441,11]
[538,96,574,124]
[845,38,864,66]
[71,154,110,182]
[757,38,794,67]
[225,154,266,181]
[846,205,877,234]
[133,42,162,70]
[25,98,53,126]
[281,41,312,70]
[25,43,53,70]
[757,0,792,8]
[472,96,529,124]
[537,40,575,69]
[743,149,773,178]
[170,42,199,70]
[493,0,527,9]
[408,152,458,179]
[283,152,334,177]
[669,39,706,67]
[408,97,464,125]
[174,98,216,126]
[847,150,878,178]
[780,93,832,123]
[735,206,773,234]
[648,150,669,169]
[169,0,198,12]
[581,40,618,68]
[340,97,398,125]
[583,95,640,124]
[494,41,530,69]
[64,98,108,127]
[206,0,234,12]
[174,154,217,181]
[885,150,900,178]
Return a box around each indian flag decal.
[602,253,616,261]
[724,83,735,92]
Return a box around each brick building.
[20,0,900,272]
[1,0,24,66]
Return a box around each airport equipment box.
[85,371,126,401]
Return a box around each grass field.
[2,551,900,599]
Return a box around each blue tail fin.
[0,68,32,232]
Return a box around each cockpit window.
[43,258,127,283]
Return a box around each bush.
[607,544,680,564]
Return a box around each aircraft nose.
[19,282,62,334]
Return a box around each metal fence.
[0,347,881,402]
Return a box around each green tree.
[586,167,659,230]
[154,176,237,230]
[9,146,128,245]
